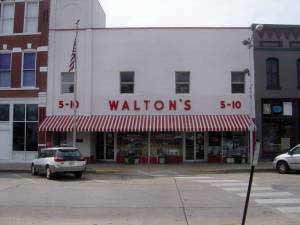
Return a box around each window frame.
[0,52,12,88]
[0,2,15,34]
[266,58,280,90]
[175,71,190,94]
[297,59,300,89]
[231,71,245,94]
[0,104,10,122]
[61,72,75,94]
[13,104,38,152]
[120,71,135,94]
[22,51,37,88]
[23,0,39,33]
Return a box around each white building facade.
[40,0,255,164]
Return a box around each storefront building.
[0,0,49,161]
[39,0,254,164]
[253,24,300,160]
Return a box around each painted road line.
[222,187,272,192]
[277,207,300,213]
[239,192,294,198]
[211,182,253,187]
[255,198,300,204]
[193,180,240,183]
[175,176,213,179]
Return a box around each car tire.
[277,161,289,174]
[31,164,38,176]
[74,172,83,179]
[46,166,53,180]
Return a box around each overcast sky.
[99,0,300,27]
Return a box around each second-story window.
[266,58,280,90]
[0,2,15,34]
[23,52,36,87]
[120,72,134,94]
[0,53,11,88]
[297,59,300,89]
[61,72,74,94]
[24,1,39,33]
[231,72,245,93]
[176,72,190,94]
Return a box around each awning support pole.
[148,132,150,164]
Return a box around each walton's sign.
[108,99,192,112]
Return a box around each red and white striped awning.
[39,115,251,132]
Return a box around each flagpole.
[72,20,80,148]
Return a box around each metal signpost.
[241,141,261,225]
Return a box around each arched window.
[266,58,280,90]
[297,59,300,89]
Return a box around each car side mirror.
[288,150,293,155]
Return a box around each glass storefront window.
[208,132,222,156]
[222,132,247,158]
[117,133,148,157]
[151,132,183,156]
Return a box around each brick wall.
[0,0,49,98]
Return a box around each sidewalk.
[0,161,274,174]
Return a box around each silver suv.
[273,144,300,174]
[31,147,87,179]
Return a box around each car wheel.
[31,164,38,176]
[46,166,53,180]
[74,172,83,179]
[277,161,289,174]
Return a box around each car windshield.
[56,149,81,158]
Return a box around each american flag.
[69,35,77,72]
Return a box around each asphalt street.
[0,170,300,225]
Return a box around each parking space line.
[222,187,272,192]
[239,192,293,198]
[255,198,300,204]
[211,182,252,187]
[277,207,300,213]
[193,179,240,183]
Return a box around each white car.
[31,147,87,179]
[273,144,300,174]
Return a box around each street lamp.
[241,24,264,163]
[241,24,263,225]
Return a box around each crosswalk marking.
[255,198,300,204]
[239,192,293,198]
[211,182,252,187]
[276,207,300,213]
[222,187,272,192]
[193,180,240,183]
[175,176,213,179]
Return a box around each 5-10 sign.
[58,100,79,109]
[220,100,242,109]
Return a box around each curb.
[0,167,275,174]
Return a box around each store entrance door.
[185,133,205,161]
[96,133,115,161]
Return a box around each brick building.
[0,0,49,161]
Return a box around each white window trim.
[21,50,37,88]
[175,71,190,94]
[0,51,12,88]
[0,1,15,34]
[12,103,38,152]
[120,72,135,94]
[61,72,75,95]
[231,72,246,94]
[23,0,39,34]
